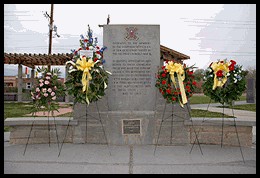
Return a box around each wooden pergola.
[160,45,190,65]
[4,53,73,68]
[4,52,73,102]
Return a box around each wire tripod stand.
[58,98,111,157]
[23,107,60,156]
[189,99,245,163]
[153,101,203,156]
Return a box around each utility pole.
[48,4,54,71]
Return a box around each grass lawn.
[190,109,234,118]
[217,104,256,112]
[4,102,72,132]
[189,94,246,104]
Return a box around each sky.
[4,4,256,77]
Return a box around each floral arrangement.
[65,25,111,105]
[155,60,197,107]
[30,67,66,113]
[202,59,246,105]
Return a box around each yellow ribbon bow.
[165,61,187,107]
[76,56,95,104]
[211,61,229,90]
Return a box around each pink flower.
[46,76,51,80]
[44,81,50,85]
[31,96,35,99]
[39,79,44,83]
[52,96,56,100]
[44,93,48,97]
[39,83,44,87]
[36,88,40,92]
[48,88,52,93]
[54,86,57,90]
[51,92,55,96]
[42,88,47,93]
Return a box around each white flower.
[48,88,52,93]
[96,54,101,59]
[52,96,56,100]
[54,86,57,90]
[226,73,230,76]
[31,96,35,99]
[209,74,213,78]
[53,73,58,76]
[46,72,52,76]
[207,68,212,72]
[89,46,94,50]
[234,78,237,83]
[39,79,44,83]
[234,74,237,77]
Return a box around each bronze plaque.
[122,119,141,134]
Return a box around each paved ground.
[4,100,256,174]
[4,135,256,174]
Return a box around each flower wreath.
[30,67,66,113]
[65,25,111,105]
[202,59,246,105]
[155,60,197,107]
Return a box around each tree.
[193,68,205,82]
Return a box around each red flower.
[96,51,101,54]
[162,80,167,85]
[166,89,171,94]
[172,97,176,101]
[188,70,193,76]
[96,46,100,49]
[186,85,190,90]
[216,70,223,77]
[229,65,235,71]
[192,81,196,86]
[157,74,160,78]
[174,91,179,95]
[94,58,99,62]
[187,89,191,93]
[161,66,165,70]
[161,73,166,77]
[78,48,82,51]
[187,81,190,84]
[84,39,88,42]
[86,47,89,50]
[230,60,236,65]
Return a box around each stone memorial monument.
[72,24,190,145]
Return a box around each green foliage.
[202,59,246,106]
